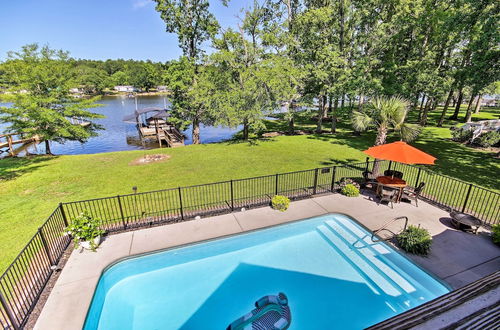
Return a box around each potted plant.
[64,211,105,251]
[271,195,290,212]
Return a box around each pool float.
[226,293,291,330]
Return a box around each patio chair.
[362,170,377,191]
[401,182,426,207]
[378,186,398,209]
[384,170,404,179]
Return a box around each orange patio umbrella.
[363,141,436,165]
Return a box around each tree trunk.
[332,97,338,134]
[420,98,432,126]
[474,94,482,114]
[418,95,426,122]
[45,140,52,155]
[372,126,388,175]
[243,118,249,140]
[358,94,364,111]
[348,96,354,111]
[287,101,295,134]
[438,89,454,127]
[340,95,345,111]
[374,126,388,146]
[450,88,463,120]
[464,94,476,123]
[192,116,201,144]
[316,95,326,134]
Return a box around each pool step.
[326,218,436,300]
[324,220,415,294]
[316,225,404,300]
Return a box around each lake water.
[0,95,242,156]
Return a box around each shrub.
[476,131,500,148]
[451,128,473,143]
[341,184,360,197]
[271,195,290,212]
[64,211,105,251]
[396,225,432,255]
[492,224,500,245]
[339,178,360,190]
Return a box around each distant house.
[157,85,170,92]
[481,95,499,107]
[69,87,84,94]
[114,86,139,93]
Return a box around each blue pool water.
[84,214,449,329]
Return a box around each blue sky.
[0,0,252,62]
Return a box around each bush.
[492,224,500,245]
[64,211,105,251]
[396,225,432,255]
[271,195,290,212]
[339,178,360,190]
[451,128,473,143]
[476,131,500,148]
[341,184,360,197]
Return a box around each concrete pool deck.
[34,193,500,330]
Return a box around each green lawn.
[0,106,498,272]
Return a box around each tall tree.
[0,44,103,154]
[154,0,223,144]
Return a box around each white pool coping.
[34,193,500,330]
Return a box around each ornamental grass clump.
[271,195,290,212]
[64,211,105,251]
[397,225,432,255]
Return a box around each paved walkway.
[34,193,500,330]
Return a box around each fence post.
[415,167,422,188]
[178,187,184,220]
[59,203,68,227]
[230,180,234,211]
[388,160,393,171]
[462,184,473,213]
[365,157,369,173]
[117,195,127,229]
[38,228,55,266]
[313,168,319,195]
[0,291,19,330]
[330,166,337,192]
[275,174,279,195]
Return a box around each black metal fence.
[0,160,499,329]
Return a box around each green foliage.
[451,129,473,143]
[397,225,432,256]
[492,224,500,245]
[476,131,500,148]
[64,212,105,251]
[341,184,360,197]
[352,96,420,146]
[271,195,290,212]
[0,44,104,154]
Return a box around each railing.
[0,160,498,329]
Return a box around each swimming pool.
[84,214,449,329]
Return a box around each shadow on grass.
[0,156,54,181]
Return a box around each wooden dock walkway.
[139,125,185,148]
[0,133,40,156]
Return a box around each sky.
[0,0,253,62]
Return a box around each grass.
[0,106,498,272]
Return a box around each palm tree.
[352,96,420,146]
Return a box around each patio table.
[376,176,407,202]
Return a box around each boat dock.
[0,133,41,156]
[123,107,185,148]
